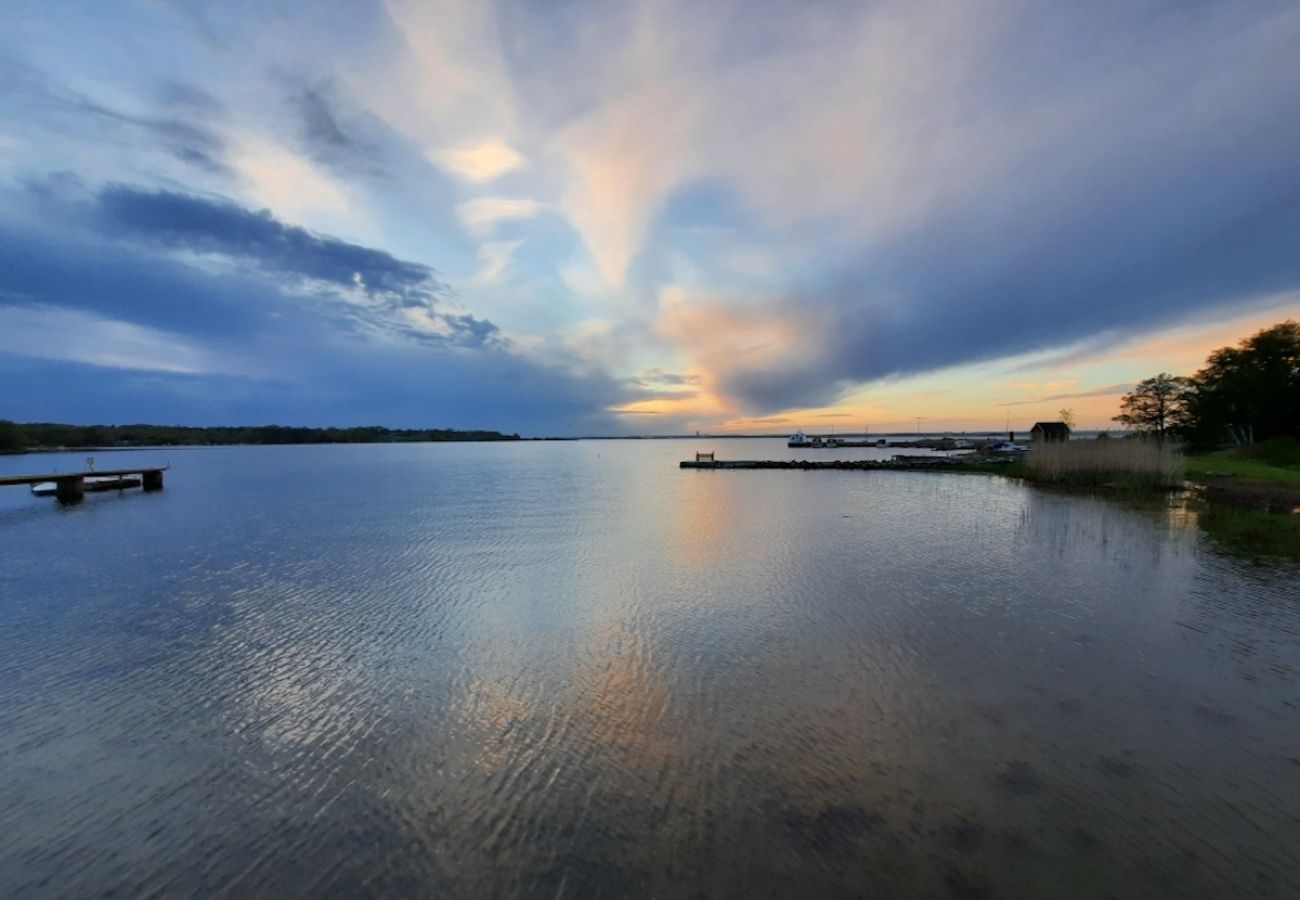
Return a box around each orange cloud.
[617,287,820,428]
[656,288,811,374]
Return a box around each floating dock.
[0,465,167,502]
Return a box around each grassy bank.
[1185,439,1300,485]
[1183,439,1300,516]
[960,438,1300,495]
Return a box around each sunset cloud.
[437,138,525,183]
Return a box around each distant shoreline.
[0,422,520,453]
[1,420,1121,453]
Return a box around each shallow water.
[2,440,1298,898]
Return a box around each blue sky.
[2,1,1298,434]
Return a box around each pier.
[681,457,970,471]
[0,465,167,502]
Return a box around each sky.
[1,0,1298,436]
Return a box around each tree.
[1113,373,1192,441]
[1058,408,1077,430]
[1183,321,1300,446]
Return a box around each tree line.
[0,422,521,451]
[1115,321,1300,447]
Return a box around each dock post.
[55,476,84,503]
[142,470,164,491]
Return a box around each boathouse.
[1030,421,1071,442]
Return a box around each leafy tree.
[1113,373,1192,441]
[1183,321,1300,446]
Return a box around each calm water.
[2,440,1298,898]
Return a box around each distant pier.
[681,456,970,471]
[0,465,167,502]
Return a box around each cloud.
[155,81,226,117]
[435,138,525,182]
[640,3,1300,414]
[537,1,997,288]
[458,1,1300,418]
[86,184,492,337]
[0,345,628,435]
[655,287,818,399]
[0,181,631,432]
[616,368,704,410]
[0,216,270,342]
[361,0,519,168]
[0,304,231,375]
[292,86,385,178]
[455,197,542,235]
[474,240,524,284]
[998,384,1135,407]
[3,178,496,349]
[226,136,355,227]
[92,183,504,347]
[625,368,700,389]
[96,185,429,293]
[0,58,231,176]
[555,83,705,288]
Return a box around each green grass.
[1186,439,1300,485]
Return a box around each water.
[2,440,1298,898]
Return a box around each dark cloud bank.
[0,183,624,433]
[720,6,1300,413]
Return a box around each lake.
[2,440,1298,898]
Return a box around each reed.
[1026,438,1184,489]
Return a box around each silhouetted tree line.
[0,422,520,450]
[1116,321,1300,447]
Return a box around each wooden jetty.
[0,465,167,502]
[681,456,967,471]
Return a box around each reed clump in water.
[1026,438,1184,489]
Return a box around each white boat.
[790,431,845,448]
[30,482,57,497]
